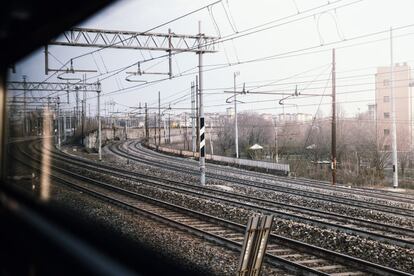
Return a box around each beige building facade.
[375,63,412,151]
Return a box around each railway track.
[25,139,414,252]
[99,141,414,249]
[27,139,414,250]
[135,142,414,205]
[11,139,413,276]
[120,140,414,218]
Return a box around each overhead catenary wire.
[152,63,332,110]
[11,1,223,101]
[91,23,414,100]
[32,0,367,110]
[67,0,359,94]
[202,94,413,111]
[16,0,414,125]
[14,0,369,112]
[63,0,223,62]
[221,0,238,33]
[91,0,361,85]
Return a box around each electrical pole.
[209,118,214,156]
[158,91,161,146]
[125,114,128,141]
[75,87,79,129]
[168,28,173,79]
[196,75,200,152]
[97,82,102,161]
[191,81,196,152]
[274,118,279,163]
[331,48,337,186]
[163,116,167,143]
[126,114,130,165]
[104,101,107,127]
[22,75,28,136]
[83,75,86,143]
[81,99,85,145]
[234,71,240,158]
[63,110,67,142]
[69,111,72,137]
[57,97,61,149]
[145,102,149,141]
[198,21,206,185]
[154,114,157,146]
[168,104,171,144]
[390,27,398,188]
[44,45,49,75]
[185,113,188,150]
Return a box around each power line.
[76,0,357,90]
[201,65,414,91]
[155,63,331,109]
[204,93,412,111]
[65,0,223,62]
[130,71,414,111]
[13,1,222,102]
[95,22,414,100]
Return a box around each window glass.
[3,2,414,275]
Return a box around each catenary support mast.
[198,21,205,185]
[390,27,398,188]
[331,49,337,186]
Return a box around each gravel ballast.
[56,143,414,273]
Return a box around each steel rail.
[124,141,414,218]
[135,141,414,205]
[137,142,414,204]
[12,140,412,276]
[28,141,414,250]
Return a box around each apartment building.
[375,63,412,151]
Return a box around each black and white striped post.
[200,116,205,184]
[198,21,206,185]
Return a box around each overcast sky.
[9,0,414,118]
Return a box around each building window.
[384,112,390,119]
[384,145,391,151]
[383,79,390,86]
[384,129,390,135]
[384,96,390,102]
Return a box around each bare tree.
[215,117,235,156]
[214,112,273,158]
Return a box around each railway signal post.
[198,21,206,185]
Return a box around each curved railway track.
[101,141,414,249]
[136,142,414,205]
[10,139,413,276]
[25,139,414,250]
[120,140,414,218]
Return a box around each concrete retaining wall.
[85,128,145,149]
